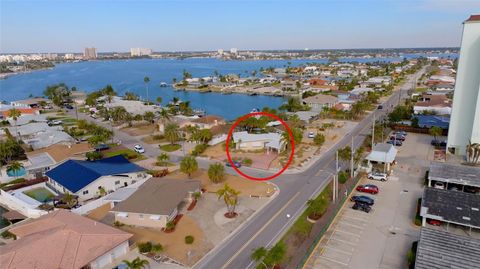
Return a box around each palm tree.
[429,126,442,141]
[164,123,180,144]
[216,183,240,218]
[144,76,150,103]
[208,163,225,183]
[180,156,198,178]
[123,257,150,269]
[143,111,155,123]
[337,146,352,170]
[281,128,302,152]
[156,153,169,166]
[60,192,77,208]
[251,241,287,269]
[8,108,22,138]
[7,161,23,179]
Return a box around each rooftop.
[27,143,92,163]
[191,115,225,125]
[429,162,480,187]
[366,143,397,163]
[415,228,480,269]
[0,210,132,269]
[466,14,480,22]
[111,177,200,216]
[302,94,338,104]
[421,187,480,229]
[46,155,145,193]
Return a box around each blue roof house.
[46,155,148,202]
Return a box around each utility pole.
[371,112,375,148]
[350,136,354,179]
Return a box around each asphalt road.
[68,68,423,269]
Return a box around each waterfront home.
[10,97,50,108]
[105,96,157,115]
[5,114,47,126]
[111,177,200,229]
[413,94,452,115]
[190,115,226,129]
[0,210,132,269]
[26,143,93,177]
[7,122,62,139]
[0,104,40,119]
[232,131,284,153]
[45,155,149,202]
[281,79,297,91]
[68,91,87,105]
[302,94,339,112]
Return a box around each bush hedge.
[185,235,195,244]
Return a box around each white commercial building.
[130,47,152,56]
[447,15,480,155]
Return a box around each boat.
[160,82,168,87]
[250,108,260,113]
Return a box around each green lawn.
[104,149,146,162]
[159,144,181,152]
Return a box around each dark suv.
[351,195,375,206]
[352,202,371,213]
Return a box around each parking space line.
[341,214,370,222]
[322,245,353,255]
[337,221,366,229]
[329,237,359,246]
[333,229,362,237]
[317,255,349,266]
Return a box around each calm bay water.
[0,53,457,120]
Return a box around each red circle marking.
[225,112,295,181]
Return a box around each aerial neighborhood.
[0,8,479,269]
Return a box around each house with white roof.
[232,131,285,153]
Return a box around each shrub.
[185,235,195,244]
[113,221,125,227]
[138,241,153,253]
[86,151,103,161]
[191,143,208,156]
[338,170,349,184]
[151,243,164,253]
[242,158,253,166]
[1,230,16,240]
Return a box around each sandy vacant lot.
[122,124,156,136]
[168,169,275,197]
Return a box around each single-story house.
[413,95,452,115]
[10,97,50,108]
[350,87,374,96]
[26,143,93,177]
[0,210,132,269]
[233,131,284,153]
[111,178,200,228]
[365,143,398,173]
[302,94,339,112]
[0,105,40,119]
[6,114,47,126]
[23,130,75,150]
[45,155,149,201]
[190,115,226,129]
[430,83,454,92]
[105,96,157,115]
[7,122,63,138]
[360,76,392,87]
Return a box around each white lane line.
[329,237,359,246]
[317,255,349,266]
[333,229,362,238]
[337,221,366,230]
[322,245,354,255]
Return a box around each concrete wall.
[114,211,169,229]
[447,20,480,154]
[0,189,47,218]
[90,241,129,269]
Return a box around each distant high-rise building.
[84,47,97,59]
[447,15,480,155]
[130,48,152,57]
[230,48,238,54]
[64,53,75,60]
[217,49,224,55]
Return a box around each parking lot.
[304,133,435,269]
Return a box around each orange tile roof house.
[0,210,132,269]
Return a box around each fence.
[295,173,362,269]
[0,189,47,219]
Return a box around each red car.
[427,219,442,226]
[356,184,379,194]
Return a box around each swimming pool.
[24,187,54,203]
[7,167,26,177]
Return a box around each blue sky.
[1,0,479,53]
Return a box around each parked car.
[389,134,405,141]
[431,139,447,148]
[387,140,403,146]
[368,172,388,181]
[350,195,375,206]
[464,186,479,194]
[352,202,371,213]
[226,161,242,168]
[356,184,379,194]
[308,132,315,138]
[94,143,110,151]
[433,181,444,189]
[427,219,442,226]
[393,131,407,136]
[90,113,98,119]
[47,120,63,126]
[133,144,145,154]
[64,104,74,109]
[377,105,383,110]
[42,105,53,109]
